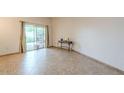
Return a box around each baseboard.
[48,46,54,48]
[0,52,20,57]
[72,49,124,73]
[52,46,124,73]
[52,46,72,51]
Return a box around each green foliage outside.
[25,26,44,43]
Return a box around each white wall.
[0,17,52,56]
[52,17,124,71]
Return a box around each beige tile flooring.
[0,48,123,75]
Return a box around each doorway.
[24,23,46,51]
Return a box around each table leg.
[68,44,70,51]
[61,43,62,48]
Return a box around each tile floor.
[0,48,123,75]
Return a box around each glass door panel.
[25,24,36,51]
[36,26,45,49]
[24,23,46,51]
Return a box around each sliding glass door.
[24,23,46,51]
[36,26,46,49]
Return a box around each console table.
[58,40,73,51]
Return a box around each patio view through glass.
[24,23,46,51]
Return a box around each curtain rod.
[19,20,48,26]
